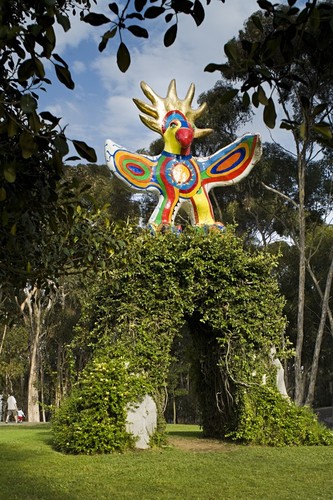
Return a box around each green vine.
[52,226,331,452]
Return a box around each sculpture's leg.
[190,188,224,229]
[148,190,179,231]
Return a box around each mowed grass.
[0,423,333,499]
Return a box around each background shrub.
[52,355,151,454]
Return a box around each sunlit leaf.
[258,85,269,105]
[99,27,117,52]
[19,131,37,158]
[4,164,16,183]
[313,123,332,139]
[251,15,263,32]
[299,122,306,140]
[55,134,69,157]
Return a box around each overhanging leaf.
[263,98,277,129]
[127,25,148,38]
[82,13,111,26]
[109,3,119,15]
[55,64,75,89]
[191,0,205,26]
[73,140,97,162]
[135,0,147,12]
[144,6,165,18]
[312,103,327,117]
[20,94,37,114]
[56,12,71,32]
[224,41,239,62]
[204,63,227,73]
[117,42,131,73]
[40,111,61,125]
[242,92,250,108]
[164,24,177,47]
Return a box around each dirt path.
[167,435,236,452]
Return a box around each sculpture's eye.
[170,120,178,128]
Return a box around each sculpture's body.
[105,80,262,231]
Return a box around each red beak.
[176,127,194,149]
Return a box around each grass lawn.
[0,423,332,499]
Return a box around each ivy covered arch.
[53,228,333,452]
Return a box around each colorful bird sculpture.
[105,79,262,232]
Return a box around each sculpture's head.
[133,79,213,156]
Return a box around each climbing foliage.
[52,354,152,454]
[229,386,333,446]
[52,226,332,452]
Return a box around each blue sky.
[38,0,297,164]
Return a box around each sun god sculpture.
[105,80,262,232]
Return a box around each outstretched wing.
[199,134,262,191]
[105,139,155,191]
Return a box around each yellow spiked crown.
[133,79,213,139]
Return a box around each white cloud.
[72,60,86,74]
[94,0,259,158]
[41,0,294,163]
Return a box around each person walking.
[6,394,18,423]
[17,409,25,423]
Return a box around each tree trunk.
[0,316,8,356]
[294,151,307,405]
[305,247,333,406]
[173,396,177,424]
[306,260,333,338]
[18,283,56,422]
[27,329,40,422]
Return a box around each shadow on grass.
[167,430,203,438]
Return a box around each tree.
[1,0,232,292]
[208,2,333,405]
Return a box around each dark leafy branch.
[204,0,333,139]
[83,0,209,72]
